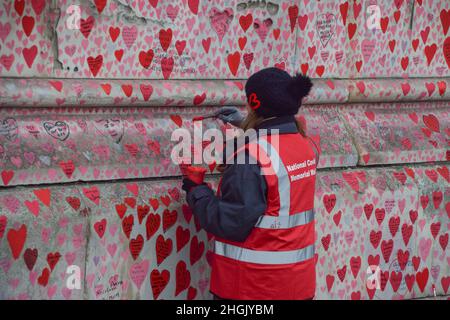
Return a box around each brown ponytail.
[242,108,307,137]
[295,117,307,137]
[241,109,265,131]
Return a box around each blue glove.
[214,106,245,127]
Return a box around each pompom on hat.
[244,67,313,118]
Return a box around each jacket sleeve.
[186,162,267,242]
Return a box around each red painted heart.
[94,219,107,238]
[156,235,172,265]
[23,248,38,271]
[175,260,191,296]
[176,226,190,252]
[150,269,170,299]
[7,224,27,259]
[129,235,144,260]
[122,215,134,239]
[146,213,161,241]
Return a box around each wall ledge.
[0,78,449,107]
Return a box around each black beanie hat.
[244,67,313,118]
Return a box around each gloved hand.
[182,178,204,193]
[214,106,245,127]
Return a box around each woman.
[182,67,319,300]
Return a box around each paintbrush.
[192,114,217,122]
[192,107,238,122]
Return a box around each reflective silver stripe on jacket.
[256,137,291,216]
[214,241,315,265]
[230,135,290,217]
[255,209,314,229]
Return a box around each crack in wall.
[47,0,63,71]
[75,0,173,28]
[114,0,166,27]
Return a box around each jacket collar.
[255,115,298,134]
[220,115,299,167]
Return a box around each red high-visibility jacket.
[210,132,318,300]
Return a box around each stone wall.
[0,0,449,300]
